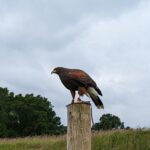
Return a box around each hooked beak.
[51,69,56,74]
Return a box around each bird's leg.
[77,87,86,102]
[70,90,75,104]
[71,99,74,103]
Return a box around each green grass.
[92,129,150,150]
[0,130,150,150]
[0,135,66,150]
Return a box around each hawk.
[51,67,104,109]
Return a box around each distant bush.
[92,113,124,130]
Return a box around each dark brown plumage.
[51,67,104,109]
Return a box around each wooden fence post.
[67,102,91,150]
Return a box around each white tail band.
[88,87,99,96]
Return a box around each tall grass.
[92,129,150,150]
[0,135,66,150]
[0,130,150,150]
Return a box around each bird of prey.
[51,67,104,109]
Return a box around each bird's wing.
[67,70,103,96]
[67,70,96,87]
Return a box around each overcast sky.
[0,0,150,128]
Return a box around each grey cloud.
[0,0,141,52]
[0,0,150,127]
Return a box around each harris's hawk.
[51,67,104,109]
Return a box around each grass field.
[0,129,150,150]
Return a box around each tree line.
[0,87,127,138]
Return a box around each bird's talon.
[78,98,81,101]
[77,97,83,102]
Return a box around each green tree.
[0,87,66,137]
[93,113,124,130]
[0,88,10,137]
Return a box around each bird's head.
[51,67,65,75]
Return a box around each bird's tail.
[88,87,104,109]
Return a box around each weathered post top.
[67,102,91,150]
